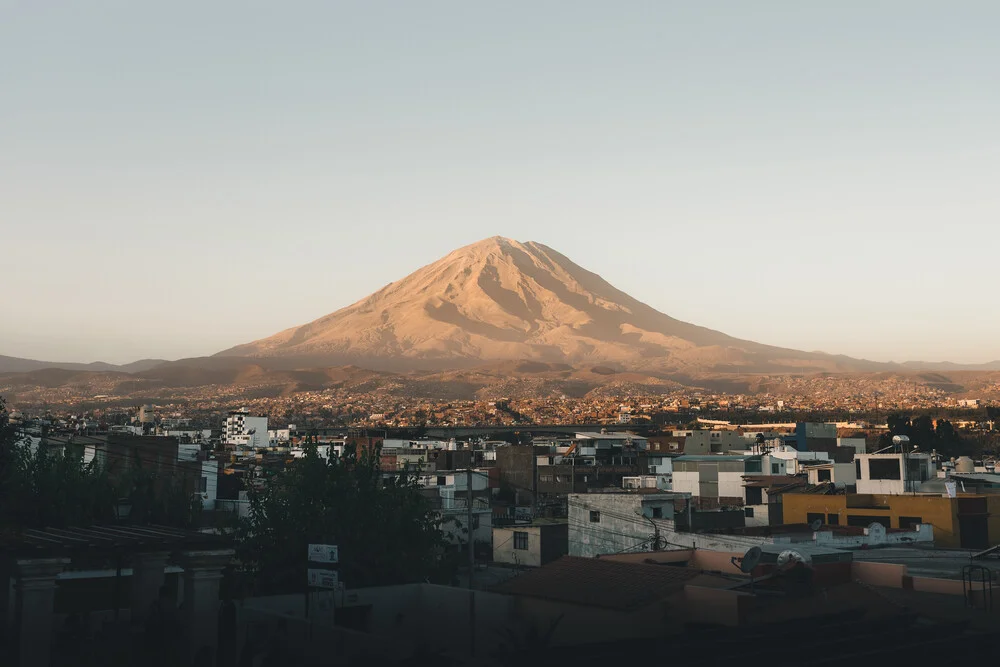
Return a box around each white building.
[672,454,786,507]
[418,470,493,547]
[855,453,935,495]
[567,490,682,558]
[223,409,269,449]
[803,461,857,489]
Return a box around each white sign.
[307,568,340,589]
[945,481,957,498]
[308,544,339,564]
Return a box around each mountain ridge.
[215,236,893,374]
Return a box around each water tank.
[955,456,975,474]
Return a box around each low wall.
[851,561,907,588]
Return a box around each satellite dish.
[738,546,762,574]
[867,522,886,542]
[777,550,806,569]
[810,518,823,532]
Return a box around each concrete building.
[855,452,935,495]
[223,409,268,449]
[679,430,751,455]
[672,454,786,509]
[418,469,493,548]
[803,461,857,489]
[782,491,1000,549]
[492,519,568,567]
[138,404,155,424]
[567,490,683,558]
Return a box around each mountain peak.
[215,239,870,374]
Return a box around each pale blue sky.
[2,1,998,364]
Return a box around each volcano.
[215,236,885,374]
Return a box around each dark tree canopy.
[0,397,199,532]
[880,413,976,458]
[235,442,452,595]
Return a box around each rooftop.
[490,555,705,611]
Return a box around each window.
[652,507,663,518]
[744,460,762,473]
[899,516,922,530]
[817,469,832,482]
[436,476,446,486]
[745,507,755,518]
[806,513,825,525]
[472,515,480,530]
[827,513,840,525]
[513,531,528,550]
[868,459,901,480]
[856,459,862,479]
[745,487,763,506]
[771,463,781,474]
[590,510,601,523]
[198,477,208,493]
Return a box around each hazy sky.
[3,2,999,365]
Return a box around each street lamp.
[112,498,132,622]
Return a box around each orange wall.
[782,493,963,548]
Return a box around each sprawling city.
[4,3,1000,666]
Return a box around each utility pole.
[466,466,475,590]
[466,465,477,658]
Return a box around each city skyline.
[3,2,1000,364]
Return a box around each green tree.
[880,412,976,458]
[1,397,118,530]
[235,441,451,594]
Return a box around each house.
[855,452,935,494]
[417,469,493,550]
[803,461,857,489]
[672,454,787,510]
[492,519,568,567]
[567,490,684,557]
[741,475,812,526]
[781,491,1000,549]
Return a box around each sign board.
[308,544,339,564]
[945,481,957,498]
[307,568,340,589]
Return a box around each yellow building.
[782,492,1000,549]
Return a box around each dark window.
[744,460,762,473]
[856,459,862,479]
[817,469,832,482]
[745,507,755,518]
[827,513,840,525]
[590,511,601,523]
[652,507,663,518]
[771,463,781,474]
[806,513,825,525]
[868,459,901,480]
[899,516,922,530]
[847,515,890,528]
[745,487,763,505]
[472,515,480,530]
[436,476,446,486]
[198,477,208,493]
[513,531,528,550]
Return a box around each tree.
[1,397,118,530]
[235,441,451,594]
[879,412,976,458]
